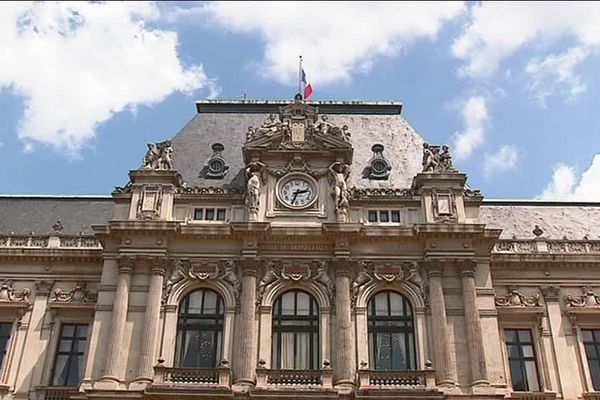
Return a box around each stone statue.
[328,161,351,222]
[351,264,374,306]
[439,145,454,172]
[422,143,438,173]
[314,115,335,135]
[311,261,334,301]
[245,161,266,222]
[219,261,241,304]
[142,140,174,170]
[256,263,281,305]
[256,114,281,137]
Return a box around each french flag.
[301,68,313,99]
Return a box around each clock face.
[279,177,316,208]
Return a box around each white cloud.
[197,1,465,85]
[452,95,489,160]
[539,155,600,201]
[0,2,207,154]
[484,145,519,175]
[452,2,600,79]
[526,47,588,107]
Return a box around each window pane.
[368,210,378,222]
[198,331,216,368]
[583,330,594,342]
[509,359,525,391]
[281,292,295,315]
[203,290,217,314]
[59,339,72,352]
[205,208,215,220]
[296,332,310,369]
[522,345,534,358]
[280,332,295,369]
[187,291,203,314]
[518,329,532,342]
[379,210,389,222]
[376,333,392,370]
[296,292,310,316]
[524,360,540,391]
[389,293,403,316]
[391,333,406,369]
[61,325,75,337]
[52,324,88,387]
[52,355,69,386]
[75,325,88,338]
[505,329,517,342]
[216,208,226,221]
[375,293,388,316]
[391,210,401,222]
[590,360,600,391]
[194,208,203,220]
[507,345,520,358]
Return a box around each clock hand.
[291,189,300,205]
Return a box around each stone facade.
[0,98,599,400]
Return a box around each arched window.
[176,288,224,368]
[272,290,319,370]
[368,291,416,370]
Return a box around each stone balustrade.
[152,363,231,388]
[0,234,101,249]
[34,386,78,400]
[507,392,557,400]
[255,367,333,389]
[493,240,600,254]
[357,369,436,389]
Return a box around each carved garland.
[495,286,543,307]
[565,286,600,307]
[51,282,97,303]
[0,280,30,303]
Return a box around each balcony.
[356,365,441,399]
[34,387,79,400]
[253,360,336,398]
[507,392,557,400]
[147,360,232,397]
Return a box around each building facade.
[1,97,600,400]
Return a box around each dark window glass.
[272,290,319,369]
[193,208,204,220]
[216,208,226,221]
[367,291,416,370]
[176,289,224,368]
[379,210,389,222]
[51,324,88,387]
[0,323,12,367]
[505,329,540,391]
[583,330,600,391]
[368,210,378,222]
[205,208,215,221]
[391,210,401,223]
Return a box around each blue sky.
[1,1,599,200]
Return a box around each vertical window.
[51,324,88,387]
[379,210,389,222]
[391,210,401,223]
[205,209,215,221]
[216,208,226,221]
[0,322,12,367]
[176,289,224,368]
[194,208,204,220]
[272,290,319,370]
[583,330,600,390]
[505,329,540,391]
[368,291,416,370]
[368,210,378,223]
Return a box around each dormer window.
[367,209,401,223]
[193,208,227,221]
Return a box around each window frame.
[190,206,228,223]
[365,209,402,224]
[175,288,225,368]
[271,290,320,370]
[366,290,417,371]
[49,323,89,387]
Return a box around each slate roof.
[480,202,600,240]
[0,196,113,235]
[171,100,424,190]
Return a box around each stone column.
[426,261,454,386]
[101,256,134,381]
[234,262,259,385]
[460,260,489,386]
[136,258,166,381]
[334,267,355,386]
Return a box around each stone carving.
[422,143,457,173]
[363,144,391,180]
[162,259,240,305]
[533,225,544,237]
[256,261,335,305]
[245,161,266,222]
[52,219,63,233]
[495,286,542,307]
[142,140,174,170]
[350,187,412,199]
[267,156,327,179]
[248,114,282,141]
[565,286,600,307]
[51,282,97,303]
[202,143,229,179]
[329,162,351,223]
[136,186,163,220]
[351,261,424,307]
[432,189,457,223]
[0,280,30,303]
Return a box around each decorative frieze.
[0,280,30,303]
[495,286,543,307]
[51,282,97,303]
[565,286,600,308]
[163,259,240,305]
[493,240,600,255]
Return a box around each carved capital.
[35,280,54,297]
[541,285,560,302]
[459,259,476,278]
[118,256,135,275]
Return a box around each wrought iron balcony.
[357,366,436,390]
[34,386,78,400]
[255,360,333,389]
[152,360,232,389]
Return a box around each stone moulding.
[0,234,101,249]
[493,240,600,255]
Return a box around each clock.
[277,175,317,209]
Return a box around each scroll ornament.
[162,259,240,305]
[51,282,97,303]
[0,280,30,303]
[565,286,600,307]
[495,286,542,307]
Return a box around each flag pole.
[298,55,302,99]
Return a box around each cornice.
[0,248,102,262]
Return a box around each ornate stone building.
[1,97,600,400]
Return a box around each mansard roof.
[171,100,424,190]
[0,195,113,235]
